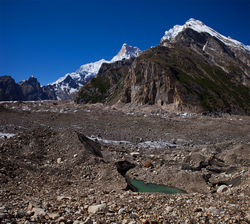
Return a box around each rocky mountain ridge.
[0,76,54,101]
[0,44,141,101]
[46,43,141,100]
[76,18,250,115]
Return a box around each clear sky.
[0,0,249,85]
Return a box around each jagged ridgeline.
[75,19,250,115]
[75,58,134,104]
[0,76,56,101]
[0,44,141,101]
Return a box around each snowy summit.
[47,44,141,100]
[111,43,141,62]
[50,59,108,86]
[161,18,250,51]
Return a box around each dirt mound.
[0,127,102,171]
[217,143,250,166]
[0,127,126,202]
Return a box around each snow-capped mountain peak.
[50,59,108,86]
[78,59,108,75]
[47,44,141,100]
[161,18,250,51]
[111,43,141,62]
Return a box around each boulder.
[88,203,106,214]
[181,152,208,171]
[217,185,228,194]
[144,161,153,168]
[30,207,46,220]
[115,160,135,176]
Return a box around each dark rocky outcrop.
[75,58,134,104]
[41,85,57,100]
[115,160,135,176]
[0,76,23,101]
[19,76,53,101]
[0,76,56,101]
[77,132,103,158]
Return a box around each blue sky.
[0,0,249,85]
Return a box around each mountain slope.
[121,44,250,114]
[46,44,141,100]
[46,59,108,100]
[75,58,134,104]
[75,19,250,115]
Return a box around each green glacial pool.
[127,178,185,194]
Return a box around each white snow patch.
[138,141,177,149]
[78,59,108,75]
[0,132,15,139]
[0,101,19,104]
[88,136,177,149]
[202,41,208,51]
[87,136,132,145]
[69,88,78,94]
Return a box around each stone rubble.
[0,101,249,223]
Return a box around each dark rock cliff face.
[121,43,250,114]
[41,85,57,100]
[0,76,55,101]
[75,29,250,114]
[0,76,23,101]
[19,76,52,101]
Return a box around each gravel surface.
[0,101,249,223]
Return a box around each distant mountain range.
[0,43,141,101]
[1,18,250,115]
[75,18,250,115]
[0,76,53,101]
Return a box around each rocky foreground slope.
[0,101,249,223]
[76,19,250,115]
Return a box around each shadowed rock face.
[0,76,56,101]
[77,132,103,158]
[115,160,135,176]
[19,76,54,101]
[0,76,23,101]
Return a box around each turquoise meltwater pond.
[127,178,184,194]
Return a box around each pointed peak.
[28,75,37,80]
[111,43,141,62]
[161,18,250,51]
[186,18,203,25]
[120,43,136,51]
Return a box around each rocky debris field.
[0,101,249,223]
